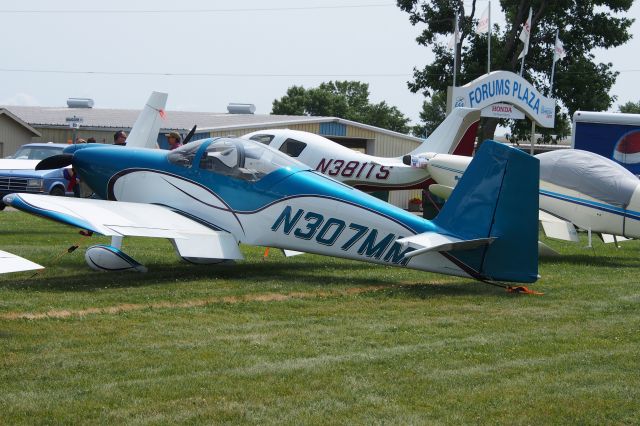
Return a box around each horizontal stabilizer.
[539,210,579,242]
[0,250,43,274]
[282,249,305,257]
[397,232,495,259]
[428,184,454,200]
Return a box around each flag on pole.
[554,35,566,62]
[476,4,490,34]
[518,7,533,60]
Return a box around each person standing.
[166,132,183,150]
[113,130,127,146]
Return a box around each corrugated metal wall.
[32,128,114,144]
[0,115,38,157]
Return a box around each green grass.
[1,210,639,424]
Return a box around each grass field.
[1,210,639,424]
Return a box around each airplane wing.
[600,233,632,244]
[3,193,243,261]
[397,232,495,259]
[0,250,43,274]
[539,210,579,242]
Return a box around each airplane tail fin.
[433,140,539,283]
[408,107,480,157]
[125,91,168,149]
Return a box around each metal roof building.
[0,108,41,158]
[0,104,424,208]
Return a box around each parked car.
[0,143,72,210]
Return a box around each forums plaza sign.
[447,70,556,128]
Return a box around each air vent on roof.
[67,98,94,108]
[227,103,255,114]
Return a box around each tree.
[619,100,640,114]
[397,0,634,141]
[272,81,411,133]
[411,91,446,137]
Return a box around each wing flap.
[600,233,632,244]
[172,234,243,260]
[539,210,579,242]
[106,225,187,239]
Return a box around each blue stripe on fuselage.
[540,189,640,220]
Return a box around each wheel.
[0,203,5,211]
[49,186,65,196]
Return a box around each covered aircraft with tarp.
[537,149,640,245]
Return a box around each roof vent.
[67,98,94,108]
[227,103,255,114]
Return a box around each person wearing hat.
[166,131,183,150]
[113,130,127,146]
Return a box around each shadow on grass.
[383,281,509,298]
[2,261,386,291]
[1,260,506,297]
[540,253,640,268]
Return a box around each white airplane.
[421,148,640,248]
[0,91,167,274]
[4,136,540,285]
[241,107,480,192]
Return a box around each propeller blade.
[36,154,73,170]
[183,125,197,144]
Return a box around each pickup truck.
[0,143,72,209]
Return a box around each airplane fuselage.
[428,154,640,239]
[71,142,472,278]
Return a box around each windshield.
[9,145,64,160]
[198,137,308,181]
[167,140,207,168]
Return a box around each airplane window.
[279,138,307,157]
[167,140,206,168]
[198,138,310,181]
[249,134,275,145]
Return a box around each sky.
[0,0,638,127]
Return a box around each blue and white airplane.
[3,137,539,284]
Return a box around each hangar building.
[0,103,424,208]
[0,108,41,158]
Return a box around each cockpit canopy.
[538,149,639,208]
[167,137,309,181]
